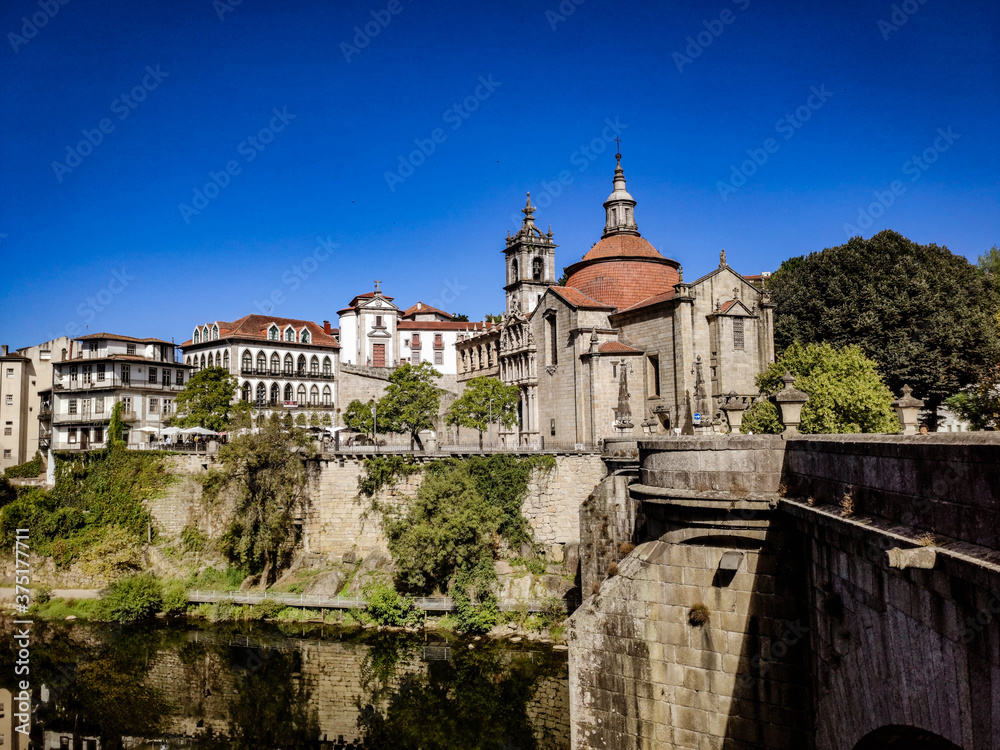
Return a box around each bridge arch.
[853,725,962,750]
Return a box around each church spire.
[602,150,639,239]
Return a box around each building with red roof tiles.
[181,315,340,417]
[458,153,775,447]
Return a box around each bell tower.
[503,193,558,315]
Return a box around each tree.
[556,269,570,286]
[107,400,126,448]
[451,313,470,322]
[445,377,519,450]
[769,230,1000,424]
[484,313,504,324]
[378,361,442,450]
[749,342,898,434]
[343,398,375,438]
[214,414,314,585]
[945,363,1000,430]
[173,366,248,432]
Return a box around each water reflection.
[0,620,569,750]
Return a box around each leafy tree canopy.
[378,361,442,449]
[484,313,504,324]
[753,341,898,434]
[343,399,375,436]
[769,230,1000,415]
[173,366,249,432]
[451,313,470,322]
[445,377,519,449]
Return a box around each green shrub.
[740,400,783,435]
[99,573,163,622]
[161,580,189,614]
[362,579,420,627]
[34,586,52,605]
[4,452,43,478]
[181,524,209,553]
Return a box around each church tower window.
[547,315,558,366]
[733,318,745,350]
[532,257,543,281]
[511,259,518,282]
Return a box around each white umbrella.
[133,427,158,433]
[160,426,183,436]
[179,426,218,436]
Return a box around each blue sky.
[1,0,997,348]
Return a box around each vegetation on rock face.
[769,230,1000,422]
[3,450,43,478]
[745,341,898,434]
[211,413,314,584]
[445,376,520,450]
[172,366,249,432]
[360,454,554,633]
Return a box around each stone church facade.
[458,155,775,446]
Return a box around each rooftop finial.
[374,279,382,294]
[522,192,535,218]
[614,136,622,162]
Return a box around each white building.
[49,333,192,451]
[0,336,70,472]
[336,287,400,368]
[181,314,340,415]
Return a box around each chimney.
[1,345,7,356]
[323,320,331,335]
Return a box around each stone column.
[893,384,924,435]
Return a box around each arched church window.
[322,385,332,406]
[310,356,319,376]
[297,354,306,375]
[256,352,266,372]
[223,350,230,370]
[242,351,252,372]
[242,382,252,402]
[284,384,293,402]
[284,354,293,374]
[511,259,518,282]
[270,383,280,405]
[270,353,280,374]
[255,382,266,406]
[322,356,332,376]
[532,257,543,282]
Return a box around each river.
[0,619,570,750]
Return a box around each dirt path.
[0,587,99,600]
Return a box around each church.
[456,153,775,446]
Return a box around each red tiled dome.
[564,235,679,311]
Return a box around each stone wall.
[578,470,640,598]
[782,433,1000,549]
[304,453,606,562]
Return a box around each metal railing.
[53,375,187,392]
[188,589,565,613]
[239,368,335,381]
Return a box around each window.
[96,364,105,381]
[532,257,543,281]
[284,354,293,375]
[3,449,9,458]
[163,399,172,414]
[193,330,200,344]
[149,367,157,383]
[121,364,130,384]
[242,351,252,372]
[68,428,78,444]
[257,352,266,372]
[81,398,90,414]
[127,343,136,355]
[411,334,421,348]
[200,353,206,370]
[322,385,332,406]
[511,259,518,281]
[93,427,103,443]
[270,383,280,405]
[82,364,92,383]
[285,327,295,342]
[243,382,252,402]
[310,385,319,405]
[733,317,745,350]
[3,427,10,436]
[5,368,12,378]
[310,356,319,376]
[122,397,132,414]
[208,353,214,368]
[223,350,230,370]
[176,370,184,386]
[269,325,279,341]
[411,349,421,365]
[297,354,306,375]
[297,385,306,404]
[70,365,78,382]
[434,350,443,365]
[301,329,310,344]
[284,384,293,402]
[69,399,78,415]
[434,334,443,348]
[149,398,159,413]
[648,355,660,397]
[4,395,11,406]
[202,326,209,342]
[212,325,219,340]
[96,397,104,414]
[89,341,98,352]
[375,315,383,328]
[547,316,558,366]
[163,369,171,387]
[255,383,266,406]
[323,357,332,376]
[271,353,280,374]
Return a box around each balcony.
[53,375,187,393]
[38,404,52,418]
[52,412,113,425]
[239,368,335,381]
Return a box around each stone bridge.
[569,434,1000,750]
